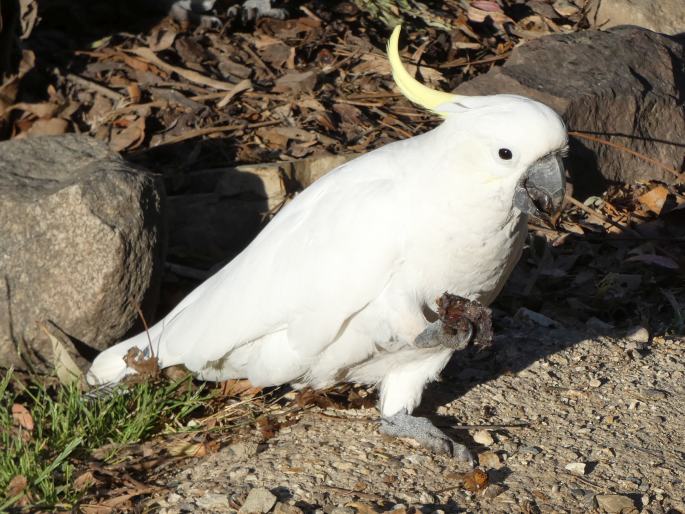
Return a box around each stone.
[454,27,685,194]
[195,492,230,510]
[477,451,504,469]
[0,134,166,371]
[626,326,650,343]
[588,0,685,35]
[472,430,495,446]
[239,487,277,514]
[595,493,638,513]
[565,462,587,475]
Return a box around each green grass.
[0,370,213,511]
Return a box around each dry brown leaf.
[257,416,281,440]
[219,378,262,397]
[638,185,670,215]
[5,475,28,503]
[148,27,177,52]
[73,471,97,491]
[26,117,69,136]
[7,102,59,118]
[110,116,146,152]
[122,346,159,378]
[127,83,141,103]
[12,403,34,431]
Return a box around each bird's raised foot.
[414,293,494,350]
[381,410,474,466]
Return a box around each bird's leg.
[381,409,474,466]
[227,0,287,22]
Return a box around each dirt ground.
[145,321,685,514]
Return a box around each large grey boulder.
[0,135,166,371]
[589,0,685,36]
[454,27,685,194]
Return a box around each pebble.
[589,378,602,388]
[482,484,506,499]
[595,494,638,513]
[239,487,278,514]
[473,430,495,446]
[274,503,304,514]
[626,326,650,343]
[565,462,587,475]
[196,492,230,510]
[478,451,503,469]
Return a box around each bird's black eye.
[498,148,513,160]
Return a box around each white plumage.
[88,28,568,444]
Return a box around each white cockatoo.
[88,26,567,461]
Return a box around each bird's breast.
[403,208,528,307]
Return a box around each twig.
[438,52,511,68]
[133,303,154,359]
[569,131,684,182]
[151,119,281,147]
[65,73,124,102]
[239,40,276,80]
[565,195,635,234]
[126,47,238,91]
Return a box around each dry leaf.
[638,185,670,215]
[219,378,262,398]
[257,416,281,440]
[26,117,69,136]
[462,468,489,492]
[73,471,97,491]
[123,347,159,378]
[110,116,146,152]
[5,475,28,501]
[40,323,84,386]
[11,404,33,431]
[625,254,679,270]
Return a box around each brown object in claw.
[437,293,494,349]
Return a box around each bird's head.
[388,26,568,222]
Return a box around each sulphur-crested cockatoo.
[88,26,567,462]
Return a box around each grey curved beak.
[513,152,566,221]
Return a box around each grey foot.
[381,410,474,466]
[413,319,472,350]
[227,0,287,21]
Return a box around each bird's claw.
[381,410,474,466]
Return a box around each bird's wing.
[158,145,408,369]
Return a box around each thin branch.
[569,131,684,181]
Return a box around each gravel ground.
[148,321,685,514]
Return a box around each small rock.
[552,0,578,16]
[330,508,354,514]
[586,317,614,332]
[473,430,495,446]
[482,484,506,499]
[514,308,562,328]
[589,378,602,388]
[196,493,230,510]
[239,488,278,514]
[274,503,303,514]
[565,462,587,475]
[626,326,650,343]
[226,442,259,460]
[478,451,503,469]
[595,493,638,514]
